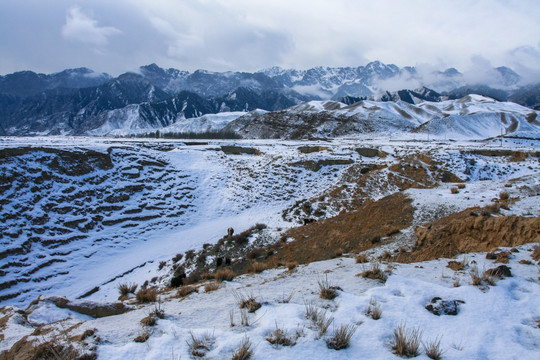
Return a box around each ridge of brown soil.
[268,192,415,265]
[399,208,540,263]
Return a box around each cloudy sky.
[1,0,539,77]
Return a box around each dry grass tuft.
[134,330,150,343]
[140,315,156,327]
[247,262,268,273]
[215,268,235,282]
[495,251,510,264]
[234,291,262,313]
[136,286,157,303]
[176,285,198,298]
[118,283,138,297]
[532,245,540,261]
[366,298,382,320]
[204,282,221,292]
[423,336,445,360]
[356,253,369,263]
[499,192,510,201]
[326,324,357,350]
[304,301,334,336]
[391,323,422,358]
[318,275,339,300]
[450,187,459,194]
[187,332,212,358]
[232,337,253,360]
[266,327,296,347]
[286,262,299,270]
[358,262,387,282]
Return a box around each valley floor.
[0,135,539,359]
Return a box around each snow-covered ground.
[0,135,539,359]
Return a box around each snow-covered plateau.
[0,133,539,359]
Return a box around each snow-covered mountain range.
[1,62,539,136]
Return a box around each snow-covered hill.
[0,135,538,359]
[225,95,540,140]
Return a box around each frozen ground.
[0,135,539,359]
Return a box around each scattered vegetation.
[356,253,369,263]
[450,187,459,194]
[136,286,157,303]
[318,275,339,300]
[391,323,422,358]
[232,337,253,360]
[176,285,198,298]
[234,291,262,313]
[187,332,213,358]
[304,301,334,336]
[117,282,137,299]
[204,282,220,292]
[423,336,445,360]
[266,326,296,347]
[326,324,357,350]
[532,245,540,262]
[140,315,156,327]
[134,330,150,343]
[247,262,268,273]
[366,297,382,320]
[215,268,235,282]
[358,262,387,282]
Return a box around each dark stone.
[425,297,465,316]
[484,265,512,278]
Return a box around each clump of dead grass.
[215,268,235,282]
[304,301,334,336]
[247,262,268,274]
[176,285,198,298]
[366,297,382,320]
[266,326,296,347]
[117,283,137,299]
[391,323,422,358]
[136,286,157,303]
[204,282,221,293]
[318,275,339,300]
[233,291,262,313]
[232,337,253,360]
[357,262,387,282]
[423,336,445,360]
[187,331,213,358]
[356,253,369,263]
[326,324,357,350]
[532,245,540,262]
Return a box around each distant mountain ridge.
[0,61,538,136]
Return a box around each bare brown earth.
[399,208,540,263]
[268,192,415,265]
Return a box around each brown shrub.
[391,323,422,358]
[176,285,198,298]
[499,192,510,201]
[495,251,510,264]
[450,187,459,194]
[134,331,149,343]
[232,337,253,360]
[247,262,268,273]
[356,254,369,263]
[204,282,220,292]
[118,283,137,297]
[318,276,339,300]
[326,324,357,350]
[358,262,387,282]
[519,259,532,265]
[532,245,540,261]
[215,268,235,282]
[136,287,157,303]
[140,315,156,327]
[266,328,295,347]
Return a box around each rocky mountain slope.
[224,95,540,140]
[1,62,538,136]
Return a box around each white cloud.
[61,7,121,46]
